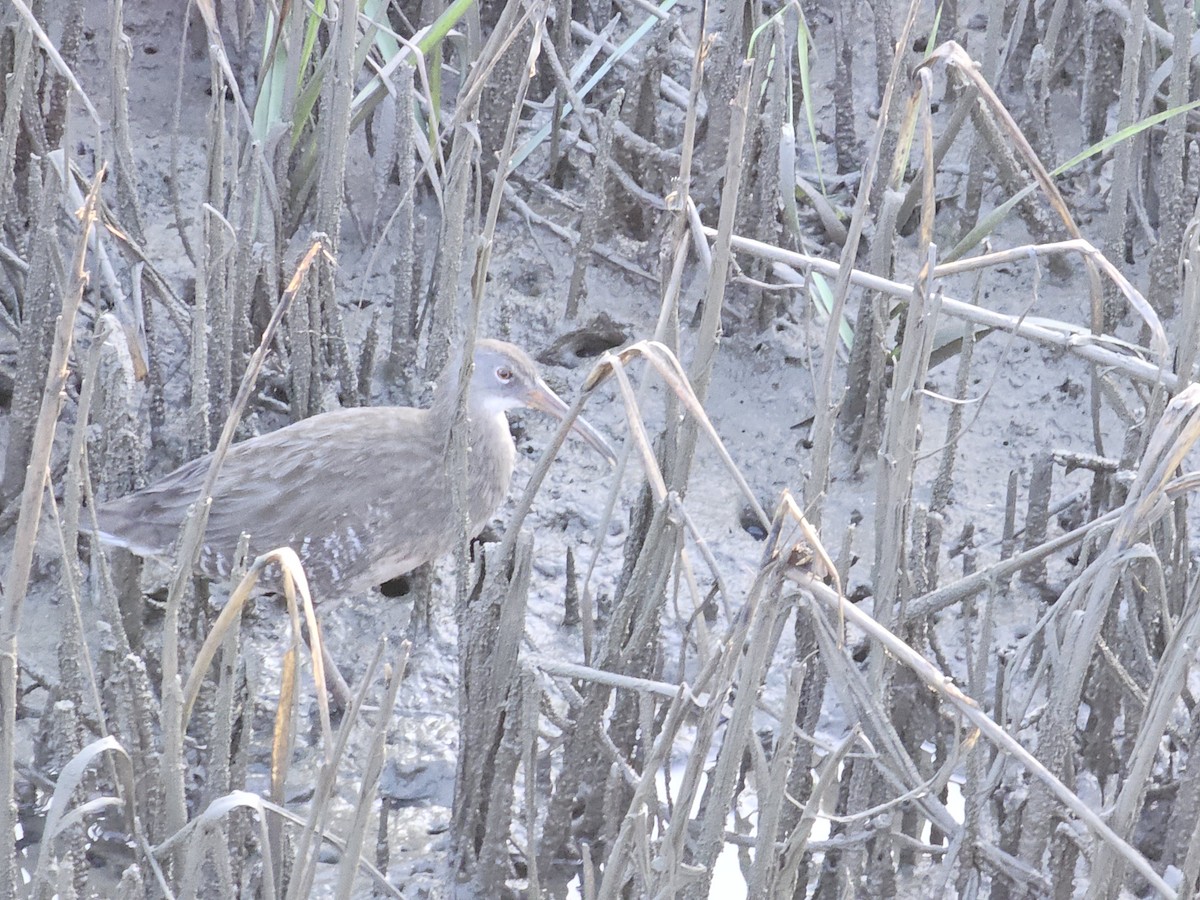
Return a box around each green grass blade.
[945,97,1200,262]
[809,270,853,352]
[792,5,822,192]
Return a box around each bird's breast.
[467,412,517,533]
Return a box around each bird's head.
[461,339,617,466]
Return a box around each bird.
[94,339,616,596]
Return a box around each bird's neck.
[430,390,511,454]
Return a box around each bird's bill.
[527,379,618,467]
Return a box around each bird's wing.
[96,408,432,556]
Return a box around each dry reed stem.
[453,531,533,888]
[1180,218,1200,389]
[443,0,547,649]
[181,548,335,741]
[30,736,138,893]
[155,789,402,898]
[683,566,790,898]
[565,92,622,318]
[0,167,104,889]
[790,569,1175,898]
[108,0,144,242]
[1147,0,1196,304]
[385,63,418,390]
[158,236,333,867]
[190,0,253,131]
[593,627,748,897]
[530,652,701,705]
[333,641,410,899]
[580,494,837,893]
[747,660,807,896]
[288,630,386,898]
[709,228,1180,390]
[1020,384,1200,872]
[676,58,752,478]
[1100,0,1146,324]
[923,39,1118,456]
[806,0,922,524]
[653,2,709,347]
[585,341,767,523]
[0,13,33,228]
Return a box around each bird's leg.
[295,613,354,711]
[109,547,145,652]
[406,562,435,634]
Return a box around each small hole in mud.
[538,317,629,367]
[379,576,411,598]
[145,45,158,55]
[571,333,624,358]
[739,506,768,541]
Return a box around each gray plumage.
[94,339,615,595]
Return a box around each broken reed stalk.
[1099,0,1145,327]
[565,92,622,319]
[385,62,418,392]
[1019,453,1054,583]
[454,534,534,892]
[313,0,360,407]
[0,167,104,889]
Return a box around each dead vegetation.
[1,0,1199,897]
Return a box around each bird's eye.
[495,366,513,383]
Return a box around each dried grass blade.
[278,549,333,756]
[289,633,389,898]
[587,342,768,527]
[271,647,299,806]
[181,563,261,728]
[32,736,134,889]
